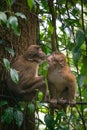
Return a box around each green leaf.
[14,110,24,127]
[15,12,26,19]
[44,114,55,130]
[3,58,10,70]
[81,56,87,75]
[10,68,19,84]
[0,12,7,23]
[6,0,11,9]
[5,47,15,57]
[27,0,35,10]
[1,107,13,124]
[8,16,20,36]
[28,103,35,114]
[36,101,42,109]
[78,75,85,87]
[8,15,18,28]
[0,101,7,107]
[72,48,82,66]
[41,0,49,11]
[38,91,43,101]
[76,30,85,47]
[48,22,54,34]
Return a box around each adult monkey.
[7,45,47,101]
[7,45,47,130]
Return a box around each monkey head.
[24,45,46,64]
[47,52,66,68]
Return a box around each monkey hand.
[58,98,67,104]
[37,76,44,81]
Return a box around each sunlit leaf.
[42,15,46,21]
[3,58,10,70]
[48,22,54,34]
[8,16,20,36]
[8,16,18,28]
[15,12,26,19]
[14,110,24,127]
[27,0,35,10]
[0,12,7,23]
[10,68,19,84]
[38,91,43,101]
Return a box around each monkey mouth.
[46,59,52,65]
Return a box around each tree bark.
[0,0,38,130]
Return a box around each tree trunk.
[0,0,38,130]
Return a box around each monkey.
[47,52,76,112]
[7,45,47,101]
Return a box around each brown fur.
[47,52,76,111]
[7,45,47,101]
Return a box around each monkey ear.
[24,50,35,60]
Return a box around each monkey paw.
[50,99,57,108]
[69,100,76,107]
[58,98,67,104]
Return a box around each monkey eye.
[53,57,58,62]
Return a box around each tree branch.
[48,0,58,51]
[45,100,87,105]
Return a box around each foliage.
[1,106,23,127]
[0,0,87,129]
[3,58,19,84]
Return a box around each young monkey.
[47,52,76,112]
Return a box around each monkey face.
[47,52,66,67]
[24,45,46,63]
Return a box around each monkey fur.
[47,52,76,112]
[7,45,47,101]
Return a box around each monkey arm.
[21,80,46,93]
[20,76,44,90]
[63,71,76,101]
[48,82,57,99]
[67,81,76,106]
[19,80,47,101]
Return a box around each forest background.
[0,0,87,130]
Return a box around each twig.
[1,95,87,105]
